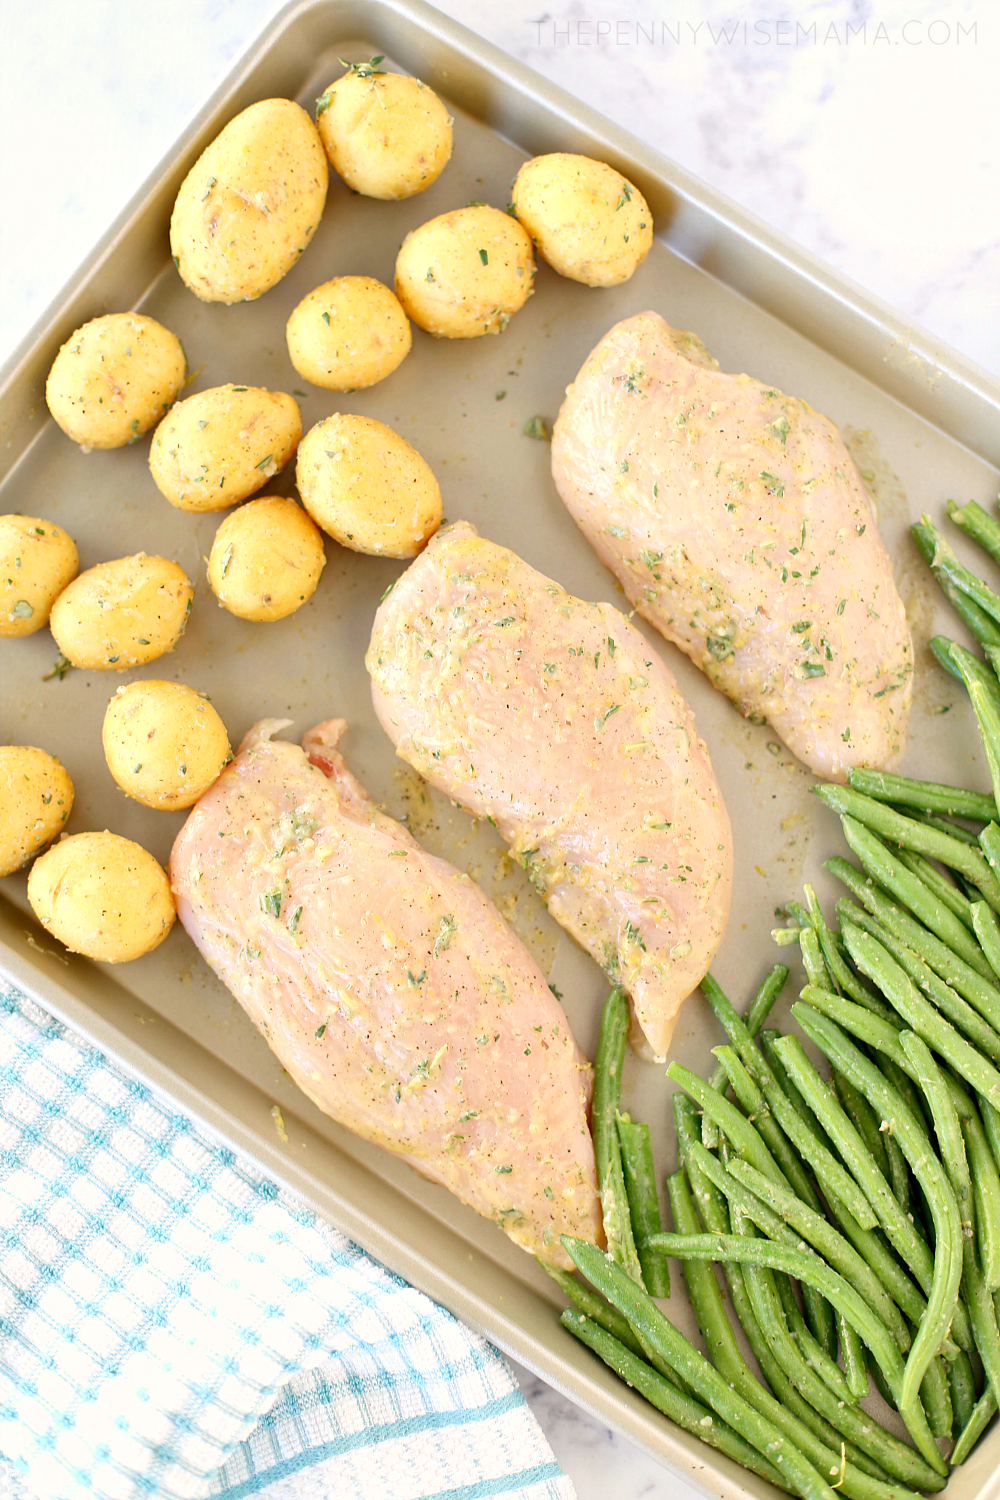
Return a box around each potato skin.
[103,681,231,810]
[27,831,175,962]
[49,554,193,671]
[0,515,78,637]
[316,70,452,199]
[170,99,328,304]
[510,154,653,287]
[45,314,186,450]
[149,385,301,512]
[296,414,441,558]
[395,206,535,338]
[0,746,74,877]
[286,277,411,391]
[207,496,325,622]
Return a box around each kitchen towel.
[0,982,576,1500]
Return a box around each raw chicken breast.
[551,312,913,780]
[367,523,732,1061]
[169,718,601,1267]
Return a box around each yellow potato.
[0,515,78,637]
[296,414,441,557]
[316,64,452,199]
[45,314,186,450]
[49,554,193,671]
[207,496,325,622]
[510,154,653,287]
[103,681,231,810]
[394,205,534,338]
[27,831,175,962]
[286,277,411,391]
[0,746,74,877]
[170,99,328,304]
[149,385,301,512]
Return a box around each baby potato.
[207,496,325,622]
[0,515,78,637]
[394,205,534,338]
[27,831,175,962]
[296,414,441,557]
[170,99,328,304]
[103,681,230,810]
[49,554,193,671]
[510,154,653,287]
[149,385,301,512]
[0,746,74,877]
[45,314,186,450]
[286,277,411,391]
[316,64,452,199]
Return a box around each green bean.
[835,1309,870,1403]
[592,987,643,1281]
[895,847,976,930]
[702,965,787,1148]
[847,764,997,823]
[902,1048,1000,1423]
[829,867,1000,1045]
[675,1102,924,1491]
[616,1113,670,1297]
[667,1062,788,1190]
[542,1264,646,1358]
[912,518,1000,648]
[759,1030,818,1124]
[791,1017,963,1420]
[958,668,1000,813]
[666,1170,743,1373]
[962,1103,1000,1292]
[918,1354,954,1440]
[840,815,994,980]
[985,641,1000,689]
[902,805,982,848]
[948,496,1000,568]
[972,899,1000,985]
[934,635,1000,722]
[799,926,831,990]
[815,782,1000,909]
[946,1349,977,1436]
[561,1236,848,1500]
[951,1385,998,1465]
[840,922,1000,1112]
[725,1158,911,1353]
[832,1066,893,1180]
[696,983,878,1230]
[560,1310,793,1490]
[982,819,1000,877]
[643,1229,945,1477]
[981,1093,1000,1176]
[912,514,1000,629]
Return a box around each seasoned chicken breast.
[169,718,601,1267]
[551,312,913,780]
[367,523,732,1061]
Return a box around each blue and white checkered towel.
[0,984,576,1500]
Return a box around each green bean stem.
[561,1235,848,1500]
[560,1310,793,1490]
[592,987,643,1281]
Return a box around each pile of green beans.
[542,500,1000,1494]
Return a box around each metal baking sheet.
[2,3,999,1494]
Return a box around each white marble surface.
[1,3,996,1497]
